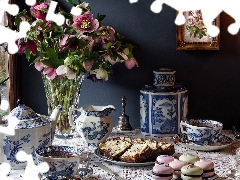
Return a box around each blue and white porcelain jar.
[140,68,188,136]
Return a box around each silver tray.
[94,149,155,167]
[177,134,233,151]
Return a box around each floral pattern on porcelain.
[69,105,115,145]
[153,68,176,86]
[140,69,188,136]
[36,146,82,177]
[140,93,149,134]
[2,101,63,129]
[151,95,178,134]
[180,119,223,145]
[3,130,51,165]
[0,100,62,169]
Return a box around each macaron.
[169,158,188,178]
[155,155,174,165]
[181,164,203,180]
[152,163,174,180]
[179,153,200,164]
[194,159,215,178]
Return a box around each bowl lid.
[2,100,50,129]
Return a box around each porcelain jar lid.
[141,83,187,93]
[153,68,176,86]
[2,100,50,129]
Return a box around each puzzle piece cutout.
[0,0,31,54]
[0,116,19,136]
[16,150,49,180]
[130,0,240,36]
[25,0,36,6]
[0,162,11,180]
[46,1,65,26]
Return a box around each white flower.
[104,55,120,65]
[116,52,128,62]
[56,65,76,79]
[76,2,89,9]
[92,68,108,80]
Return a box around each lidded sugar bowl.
[140,68,188,136]
[0,100,62,169]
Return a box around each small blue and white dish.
[180,119,223,146]
[36,146,83,178]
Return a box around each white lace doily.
[7,129,240,180]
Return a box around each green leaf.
[64,27,74,34]
[51,31,64,39]
[66,0,75,6]
[106,42,112,50]
[33,56,41,64]
[47,48,58,60]
[96,13,106,21]
[41,59,54,67]
[59,49,69,59]
[24,48,31,61]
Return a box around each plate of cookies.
[95,136,175,166]
[143,153,219,180]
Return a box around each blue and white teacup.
[35,146,84,178]
[180,119,223,145]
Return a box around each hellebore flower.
[56,65,76,80]
[17,39,37,55]
[73,11,99,34]
[43,67,57,80]
[187,17,196,26]
[83,60,93,71]
[30,2,50,20]
[124,58,139,69]
[35,61,44,71]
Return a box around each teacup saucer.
[174,134,233,151]
[40,168,93,180]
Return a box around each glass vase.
[42,73,84,138]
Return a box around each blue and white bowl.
[36,146,82,177]
[180,119,223,145]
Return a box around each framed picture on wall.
[176,10,220,50]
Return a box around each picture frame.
[176,10,220,50]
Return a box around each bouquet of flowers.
[15,0,138,81]
[186,10,207,39]
[14,0,138,132]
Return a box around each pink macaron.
[194,159,215,178]
[152,163,174,180]
[169,158,188,178]
[155,155,174,165]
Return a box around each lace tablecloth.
[7,129,240,180]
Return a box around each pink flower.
[30,2,50,20]
[187,17,196,26]
[83,60,93,71]
[195,10,203,21]
[43,67,57,80]
[26,40,37,54]
[34,61,44,71]
[188,11,194,17]
[97,26,115,42]
[73,11,99,34]
[95,26,115,49]
[59,35,75,51]
[124,58,138,69]
[17,39,37,55]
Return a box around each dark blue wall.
[21,0,240,130]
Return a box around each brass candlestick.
[117,96,132,131]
